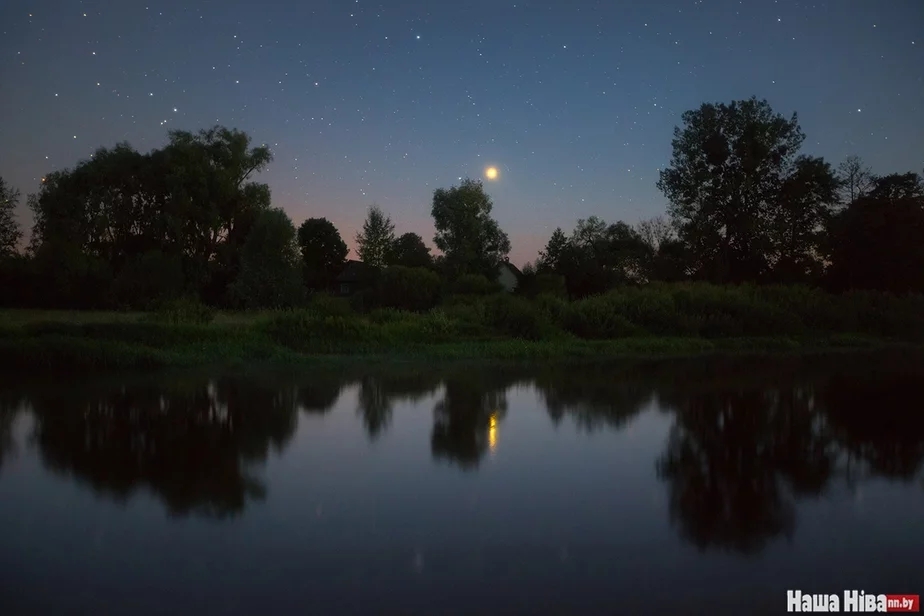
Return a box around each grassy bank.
[2,282,923,371]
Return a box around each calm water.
[1,353,923,615]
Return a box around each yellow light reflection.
[485,166,499,180]
[488,413,498,451]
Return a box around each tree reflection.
[534,364,656,431]
[357,372,442,440]
[0,387,24,472]
[655,352,924,555]
[818,365,924,483]
[297,376,345,414]
[656,384,837,555]
[26,374,310,518]
[430,370,523,470]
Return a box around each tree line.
[0,96,922,310]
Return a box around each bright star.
[485,166,499,180]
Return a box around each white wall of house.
[497,264,518,292]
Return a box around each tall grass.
[1,282,922,371]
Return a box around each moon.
[485,166,499,180]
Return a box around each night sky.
[1,1,922,265]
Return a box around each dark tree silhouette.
[387,232,433,269]
[657,97,837,283]
[837,155,874,204]
[768,155,840,284]
[431,178,510,280]
[296,217,348,291]
[826,172,924,293]
[0,176,22,258]
[355,205,396,268]
[24,127,272,307]
[538,217,652,297]
[230,207,304,308]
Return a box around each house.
[333,260,379,296]
[497,260,522,293]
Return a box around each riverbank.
[0,307,919,372]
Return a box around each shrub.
[259,310,379,351]
[148,297,214,325]
[367,307,410,324]
[112,250,187,309]
[607,289,699,336]
[451,273,502,296]
[373,266,442,312]
[563,297,639,339]
[483,294,556,341]
[307,293,352,317]
[534,293,569,326]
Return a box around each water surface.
[1,353,923,615]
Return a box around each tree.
[158,126,272,301]
[837,155,873,204]
[431,178,510,279]
[826,172,924,294]
[296,217,348,291]
[635,216,676,253]
[536,227,569,273]
[537,217,651,297]
[355,205,395,267]
[387,232,432,268]
[28,144,158,267]
[0,177,22,258]
[598,221,652,283]
[768,155,840,283]
[231,208,304,309]
[867,171,924,201]
[26,126,273,306]
[657,97,806,282]
[634,216,692,282]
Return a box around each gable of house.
[497,261,521,292]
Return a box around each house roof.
[499,260,522,278]
[335,259,378,282]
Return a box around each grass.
[2,282,923,372]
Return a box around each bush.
[372,266,442,312]
[259,310,380,351]
[563,297,640,339]
[607,289,699,335]
[483,294,556,341]
[148,297,214,325]
[307,293,352,317]
[451,274,502,296]
[534,293,569,326]
[367,307,410,324]
[112,250,187,309]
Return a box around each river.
[1,352,922,614]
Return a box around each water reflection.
[430,369,520,469]
[16,374,308,518]
[535,364,655,431]
[0,390,22,472]
[1,352,922,557]
[818,365,924,482]
[357,372,442,440]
